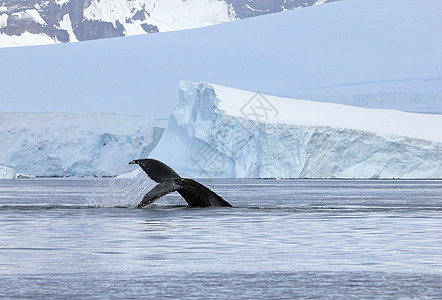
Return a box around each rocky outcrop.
[225,0,337,19]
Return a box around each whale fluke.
[139,180,182,206]
[129,159,232,208]
[130,158,180,183]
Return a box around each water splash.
[87,170,155,208]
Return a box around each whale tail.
[129,159,232,208]
[137,179,182,207]
[129,159,181,183]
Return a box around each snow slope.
[0,0,440,117]
[0,113,160,177]
[149,81,442,179]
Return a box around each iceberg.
[149,81,442,179]
[0,113,163,177]
[0,166,34,179]
[0,166,16,179]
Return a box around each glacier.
[0,113,163,177]
[149,81,442,179]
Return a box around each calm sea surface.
[0,178,441,299]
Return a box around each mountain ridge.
[0,0,334,47]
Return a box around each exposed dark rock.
[68,0,92,27]
[40,1,67,26]
[0,0,337,45]
[54,29,70,43]
[132,8,146,22]
[225,0,334,19]
[74,19,125,41]
[141,23,158,33]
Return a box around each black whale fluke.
[129,159,232,208]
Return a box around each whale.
[129,159,232,208]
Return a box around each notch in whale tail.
[129,158,232,208]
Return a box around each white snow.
[211,83,442,143]
[12,9,47,26]
[56,13,78,42]
[82,0,233,34]
[0,113,159,177]
[0,32,54,48]
[1,0,440,114]
[83,0,134,29]
[0,13,7,28]
[144,0,233,32]
[0,0,441,179]
[55,0,70,5]
[149,81,442,179]
[313,0,328,6]
[0,0,236,47]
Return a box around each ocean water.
[0,177,441,299]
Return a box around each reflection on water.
[0,178,441,299]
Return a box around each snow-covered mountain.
[0,0,333,47]
[1,0,440,117]
[148,81,442,179]
[0,113,163,177]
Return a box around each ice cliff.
[0,113,162,177]
[0,166,34,179]
[149,81,442,179]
